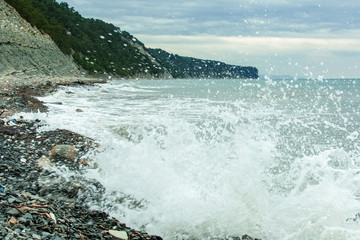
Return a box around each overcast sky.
[59,0,360,78]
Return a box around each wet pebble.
[7,197,16,204]
[6,208,20,216]
[0,118,164,240]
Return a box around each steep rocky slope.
[1,0,258,80]
[3,0,258,79]
[0,0,80,79]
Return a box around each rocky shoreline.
[0,78,260,240]
[0,78,166,240]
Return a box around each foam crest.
[20,78,360,239]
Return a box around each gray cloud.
[58,0,360,77]
[62,0,360,37]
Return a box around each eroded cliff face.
[0,0,80,79]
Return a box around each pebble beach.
[0,76,166,240]
[0,76,260,240]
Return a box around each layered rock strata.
[0,0,80,79]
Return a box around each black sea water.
[22,78,360,239]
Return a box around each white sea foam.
[20,78,360,239]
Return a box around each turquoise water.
[24,78,360,239]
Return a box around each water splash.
[21,78,360,239]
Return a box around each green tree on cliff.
[4,0,165,77]
[4,0,259,79]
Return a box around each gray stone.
[108,230,128,240]
[49,145,77,162]
[41,232,51,238]
[6,208,20,216]
[7,197,16,204]
[54,236,65,240]
[18,217,27,223]
[23,213,33,220]
[32,233,42,239]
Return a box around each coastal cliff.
[0,0,81,80]
[3,0,258,79]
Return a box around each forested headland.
[4,0,258,79]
